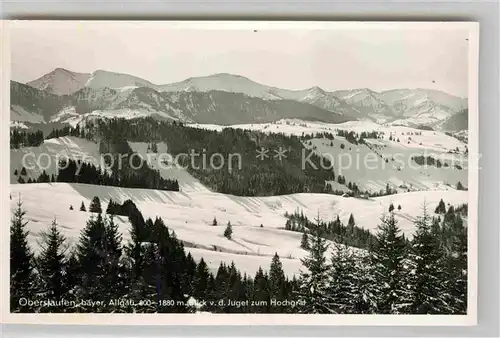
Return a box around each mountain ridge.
[19,68,468,129]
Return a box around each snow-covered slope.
[85,69,159,91]
[10,136,102,183]
[161,73,284,100]
[128,142,211,193]
[10,105,45,123]
[189,119,468,192]
[334,88,394,118]
[27,68,90,96]
[10,183,468,277]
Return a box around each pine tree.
[389,203,395,213]
[348,214,355,227]
[326,242,357,314]
[352,253,378,314]
[407,205,451,314]
[20,166,27,176]
[69,205,73,210]
[36,218,69,311]
[398,204,402,211]
[75,213,109,311]
[371,212,410,314]
[106,199,115,214]
[80,201,86,212]
[445,215,468,314]
[102,215,126,312]
[435,199,446,214]
[300,231,309,250]
[296,216,331,313]
[14,169,18,176]
[89,196,102,213]
[253,267,270,313]
[193,258,211,302]
[224,221,233,239]
[212,217,217,226]
[268,253,286,312]
[456,181,465,190]
[10,197,36,312]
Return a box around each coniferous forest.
[10,195,467,314]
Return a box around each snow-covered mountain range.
[16,68,468,130]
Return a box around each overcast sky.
[10,21,472,97]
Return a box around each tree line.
[85,117,338,196]
[10,129,44,149]
[285,210,379,250]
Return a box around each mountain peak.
[307,86,326,94]
[27,68,90,96]
[53,67,74,74]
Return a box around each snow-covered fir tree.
[36,218,70,312]
[407,205,451,314]
[326,242,358,314]
[268,252,286,312]
[296,219,331,313]
[10,198,36,312]
[371,212,411,314]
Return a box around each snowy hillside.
[188,119,468,192]
[161,73,285,100]
[10,105,45,123]
[10,136,103,183]
[10,183,468,277]
[85,69,159,91]
[27,68,90,96]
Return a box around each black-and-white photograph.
[4,21,478,324]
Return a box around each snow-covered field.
[10,183,468,277]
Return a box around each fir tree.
[80,201,86,212]
[10,198,36,312]
[89,196,102,214]
[371,212,410,314]
[193,258,211,302]
[300,231,309,250]
[326,242,358,313]
[253,267,270,313]
[14,169,18,176]
[348,214,355,227]
[398,204,402,211]
[408,205,451,314]
[268,253,286,312]
[389,203,395,213]
[75,214,110,311]
[456,181,465,190]
[36,218,70,311]
[212,217,217,226]
[20,166,27,176]
[445,215,468,314]
[352,253,378,314]
[224,221,233,239]
[17,176,25,184]
[296,216,331,313]
[435,199,446,214]
[103,215,127,311]
[69,205,73,210]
